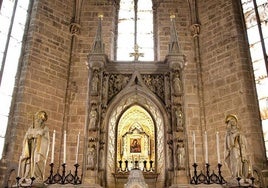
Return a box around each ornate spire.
[168,13,181,54]
[91,13,105,54]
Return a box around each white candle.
[17,156,21,177]
[193,131,196,163]
[51,130,56,163]
[216,131,220,164]
[75,132,80,164]
[63,130,66,164]
[148,138,150,155]
[204,131,208,164]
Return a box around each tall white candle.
[193,131,196,163]
[63,130,66,164]
[17,156,21,177]
[205,131,208,164]
[51,130,56,163]
[148,138,150,155]
[75,132,80,164]
[216,131,220,164]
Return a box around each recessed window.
[0,0,30,157]
[241,0,268,157]
[116,0,154,61]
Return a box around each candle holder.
[217,163,226,184]
[44,163,82,185]
[143,160,147,172]
[149,160,154,172]
[236,177,241,187]
[44,163,54,184]
[118,160,123,172]
[73,163,82,184]
[205,163,210,184]
[250,176,255,187]
[134,160,139,169]
[16,177,21,187]
[124,160,129,172]
[61,163,66,184]
[190,163,226,185]
[190,163,198,184]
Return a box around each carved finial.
[168,14,181,54]
[91,14,105,53]
[170,12,175,20]
[98,12,104,20]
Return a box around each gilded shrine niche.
[117,105,155,171]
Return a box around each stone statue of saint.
[175,106,184,131]
[87,144,96,170]
[176,142,185,170]
[89,105,98,130]
[173,72,182,95]
[91,70,99,94]
[167,139,173,170]
[224,114,249,179]
[19,111,50,183]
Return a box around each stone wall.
[0,0,266,187]
[198,0,266,169]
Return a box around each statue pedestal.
[173,170,188,184]
[82,170,99,185]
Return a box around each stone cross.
[129,44,144,61]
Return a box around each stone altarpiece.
[83,15,187,188]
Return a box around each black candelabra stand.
[134,160,139,169]
[143,160,148,172]
[117,160,154,172]
[118,160,123,172]
[190,163,226,185]
[190,163,198,184]
[149,160,154,172]
[217,163,226,184]
[125,160,129,171]
[117,160,129,172]
[44,163,82,185]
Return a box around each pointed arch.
[104,74,168,186]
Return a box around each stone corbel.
[190,23,201,38]
[69,22,81,36]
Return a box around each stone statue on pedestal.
[87,143,96,170]
[89,105,98,130]
[176,142,185,170]
[173,72,182,95]
[224,114,249,181]
[18,111,50,185]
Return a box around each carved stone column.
[84,14,108,184]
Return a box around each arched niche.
[117,105,155,170]
[105,91,167,187]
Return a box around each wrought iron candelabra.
[118,160,129,172]
[190,163,226,185]
[117,160,154,172]
[44,163,82,185]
